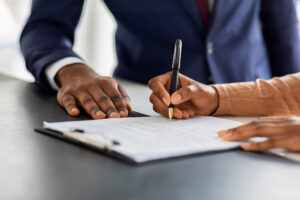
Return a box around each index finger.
[148,73,171,106]
[219,122,297,141]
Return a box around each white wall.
[0,0,33,81]
[0,0,117,81]
[75,0,117,76]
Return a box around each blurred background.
[0,0,116,82]
[1,0,300,82]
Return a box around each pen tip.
[168,108,173,120]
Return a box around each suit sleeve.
[20,0,85,91]
[260,0,300,77]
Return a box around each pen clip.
[172,39,182,70]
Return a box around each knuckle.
[148,79,154,88]
[185,85,197,96]
[98,96,110,104]
[107,77,117,84]
[57,93,63,104]
[112,95,123,102]
[228,128,237,135]
[63,101,76,108]
[99,78,113,86]
[58,92,72,106]
[86,82,95,89]
[123,95,131,101]
[193,83,202,90]
[184,87,193,94]
[62,95,73,102]
[57,90,66,100]
[65,85,78,94]
[82,97,94,105]
[233,129,240,136]
[117,105,127,111]
[157,91,165,98]
[254,124,264,130]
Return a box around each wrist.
[209,85,220,115]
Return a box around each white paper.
[44,116,242,163]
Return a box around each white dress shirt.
[45,0,215,90]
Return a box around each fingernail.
[96,111,105,117]
[172,94,182,103]
[162,97,169,106]
[223,131,232,137]
[218,130,227,136]
[110,112,120,118]
[120,111,127,116]
[219,130,233,139]
[71,108,79,113]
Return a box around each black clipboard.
[35,111,149,165]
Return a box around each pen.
[169,39,182,120]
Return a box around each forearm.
[212,73,300,116]
[20,0,84,90]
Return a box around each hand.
[56,63,132,119]
[218,116,300,152]
[148,72,219,119]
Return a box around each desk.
[0,73,300,200]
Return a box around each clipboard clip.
[64,128,121,150]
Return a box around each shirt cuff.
[45,57,85,91]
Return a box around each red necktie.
[195,0,210,27]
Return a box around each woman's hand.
[148,72,219,119]
[218,116,300,152]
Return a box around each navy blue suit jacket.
[20,0,300,90]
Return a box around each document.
[44,116,242,163]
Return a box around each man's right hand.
[148,72,219,119]
[55,63,132,119]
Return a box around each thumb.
[171,85,198,105]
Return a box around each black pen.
[169,39,182,120]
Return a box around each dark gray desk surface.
[0,74,300,200]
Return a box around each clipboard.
[35,111,149,165]
[35,113,246,165]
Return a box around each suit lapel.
[207,0,220,36]
[176,0,206,33]
[207,0,250,38]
